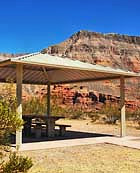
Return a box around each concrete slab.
[11,135,140,151]
[106,136,140,150]
[17,137,108,151]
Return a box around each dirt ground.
[22,143,140,173]
[20,119,140,173]
[57,119,140,137]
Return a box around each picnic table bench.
[55,124,71,136]
[23,115,71,138]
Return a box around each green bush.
[0,83,33,173]
[1,152,33,173]
[0,94,23,144]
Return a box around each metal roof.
[0,52,139,85]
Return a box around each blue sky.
[0,0,140,53]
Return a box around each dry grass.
[19,119,140,173]
[22,144,140,173]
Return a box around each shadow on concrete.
[11,130,113,144]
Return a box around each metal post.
[46,82,55,137]
[47,82,51,117]
[120,76,126,137]
[16,64,23,150]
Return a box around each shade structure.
[0,52,140,150]
[0,52,139,85]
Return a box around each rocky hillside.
[41,30,140,101]
[42,30,140,72]
[0,31,140,101]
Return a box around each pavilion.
[0,52,139,150]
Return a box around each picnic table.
[23,115,65,137]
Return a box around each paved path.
[106,136,140,150]
[12,135,140,151]
[12,137,107,151]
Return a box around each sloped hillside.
[42,30,140,100]
[42,30,140,72]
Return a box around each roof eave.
[0,59,12,67]
[10,59,140,78]
[51,75,137,85]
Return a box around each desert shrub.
[0,99,23,143]
[0,83,33,173]
[63,107,84,119]
[23,97,46,115]
[0,84,23,144]
[69,109,83,119]
[99,103,120,124]
[50,95,67,116]
[22,95,67,116]
[51,104,66,116]
[22,95,91,119]
[52,104,85,119]
[125,110,136,121]
[87,111,100,122]
[130,109,140,128]
[1,152,33,173]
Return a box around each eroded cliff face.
[0,31,140,101]
[42,30,140,72]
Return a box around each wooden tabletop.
[23,115,65,121]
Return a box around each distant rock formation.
[0,30,140,102]
[41,30,140,101]
[42,30,140,72]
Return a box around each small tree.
[0,83,23,144]
[0,82,33,173]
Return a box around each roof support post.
[46,82,55,137]
[120,76,126,137]
[16,64,23,150]
[47,82,51,117]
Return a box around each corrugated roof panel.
[10,53,139,76]
[47,68,119,84]
[0,52,139,85]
